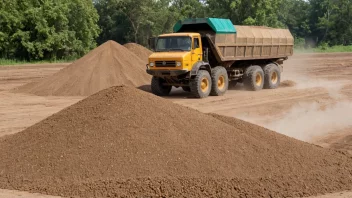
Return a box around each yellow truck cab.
[146,18,293,98]
[148,32,202,76]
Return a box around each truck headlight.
[149,62,154,67]
[176,62,182,67]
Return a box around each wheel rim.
[217,75,225,90]
[255,73,262,86]
[201,77,209,92]
[271,71,278,84]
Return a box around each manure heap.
[1,86,352,197]
[16,41,150,96]
[123,43,152,64]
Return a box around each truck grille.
[155,61,176,67]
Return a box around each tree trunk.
[126,15,140,44]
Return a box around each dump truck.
[146,18,294,98]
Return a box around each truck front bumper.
[146,69,189,77]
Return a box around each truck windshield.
[156,36,191,52]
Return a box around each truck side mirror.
[148,37,157,51]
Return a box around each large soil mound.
[1,86,352,197]
[15,41,150,96]
[123,43,152,64]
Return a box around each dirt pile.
[123,43,152,64]
[1,86,352,197]
[15,41,150,96]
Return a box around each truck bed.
[212,26,294,61]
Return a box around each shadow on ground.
[137,81,293,100]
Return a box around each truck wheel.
[190,70,212,98]
[151,77,172,96]
[263,63,281,89]
[243,65,264,91]
[210,66,229,96]
[182,86,191,92]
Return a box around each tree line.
[0,0,351,61]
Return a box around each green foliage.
[170,0,207,19]
[309,0,352,46]
[95,0,290,46]
[95,0,206,46]
[0,0,100,60]
[319,42,329,51]
[2,0,352,62]
[315,45,352,53]
[207,0,285,27]
[95,0,352,49]
[294,45,352,53]
[278,0,311,38]
[294,37,306,49]
[0,58,73,66]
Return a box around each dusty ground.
[0,64,82,137]
[0,189,60,198]
[0,53,352,197]
[172,53,352,146]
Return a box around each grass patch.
[294,45,352,53]
[314,45,352,53]
[0,58,74,66]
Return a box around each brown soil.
[123,43,152,64]
[1,86,352,198]
[330,135,352,153]
[315,128,352,155]
[280,80,297,87]
[15,41,150,96]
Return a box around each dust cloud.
[283,71,349,99]
[238,100,352,142]
[238,64,352,142]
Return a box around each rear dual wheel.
[243,64,281,91]
[190,67,229,98]
[263,63,281,89]
[244,65,264,91]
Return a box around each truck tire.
[210,66,229,96]
[151,77,172,96]
[263,63,281,89]
[190,70,212,98]
[243,65,264,91]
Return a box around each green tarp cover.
[173,18,236,34]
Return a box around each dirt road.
[0,64,82,137]
[0,53,352,197]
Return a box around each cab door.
[191,36,202,62]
